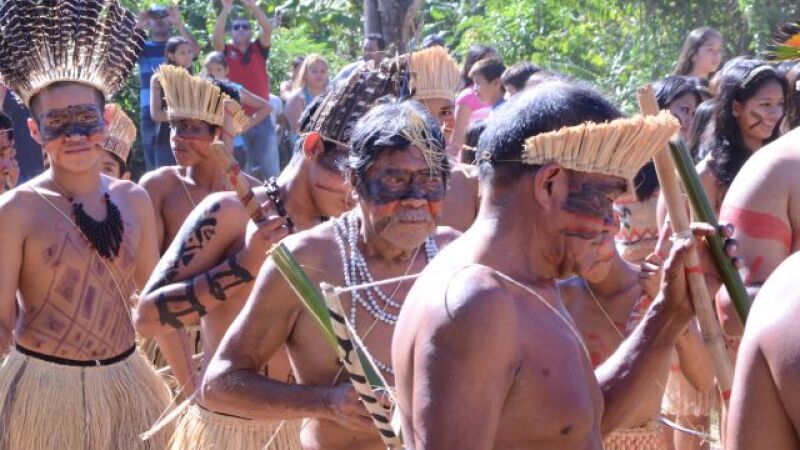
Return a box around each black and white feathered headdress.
[0,0,145,107]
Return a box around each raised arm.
[398,270,516,449]
[149,75,168,123]
[200,238,369,428]
[212,0,233,52]
[169,5,201,58]
[135,194,286,337]
[243,0,273,48]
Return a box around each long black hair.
[707,59,787,186]
[673,27,721,76]
[458,44,496,91]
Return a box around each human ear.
[302,131,324,162]
[732,100,742,118]
[27,117,42,145]
[532,163,565,209]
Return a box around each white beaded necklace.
[332,210,438,374]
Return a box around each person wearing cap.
[136,4,201,171]
[392,81,725,449]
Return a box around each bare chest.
[161,186,214,248]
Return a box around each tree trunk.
[364,0,423,54]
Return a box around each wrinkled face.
[169,43,194,70]
[0,131,16,182]
[420,98,455,142]
[29,84,106,173]
[305,61,329,90]
[735,80,785,144]
[231,20,252,45]
[98,151,123,179]
[358,146,445,251]
[308,142,351,217]
[667,92,699,141]
[205,61,227,80]
[363,39,382,64]
[472,74,502,104]
[169,118,215,166]
[692,36,723,75]
[557,171,627,279]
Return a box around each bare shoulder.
[138,165,178,192]
[433,225,461,248]
[0,181,39,224]
[281,220,339,264]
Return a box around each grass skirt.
[169,402,303,449]
[605,421,667,450]
[0,347,172,449]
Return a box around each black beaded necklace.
[54,180,124,260]
[264,177,295,234]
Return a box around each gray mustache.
[392,208,433,222]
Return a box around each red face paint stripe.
[720,205,792,252]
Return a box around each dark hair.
[469,57,506,83]
[673,27,722,76]
[461,119,486,164]
[459,44,497,90]
[209,78,242,104]
[654,76,702,109]
[291,56,305,70]
[707,59,787,186]
[0,111,13,141]
[348,101,449,193]
[687,99,716,161]
[109,152,128,175]
[782,61,800,130]
[501,62,541,92]
[165,36,192,69]
[479,81,623,186]
[29,81,106,119]
[685,76,713,101]
[422,34,445,49]
[365,34,386,51]
[203,51,227,70]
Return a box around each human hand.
[167,4,182,27]
[220,0,234,13]
[241,208,289,266]
[136,10,149,29]
[324,383,375,432]
[241,0,258,10]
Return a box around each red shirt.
[224,41,270,115]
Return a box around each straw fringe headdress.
[409,46,460,101]
[522,110,680,183]
[302,57,411,147]
[158,65,249,134]
[0,0,145,107]
[103,104,135,163]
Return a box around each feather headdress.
[103,104,135,164]
[769,22,800,61]
[157,65,249,134]
[302,57,411,146]
[0,0,145,107]
[409,46,460,101]
[522,110,680,186]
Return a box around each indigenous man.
[0,110,19,193]
[0,1,177,447]
[134,62,408,449]
[140,65,259,254]
[201,101,460,449]
[100,104,136,180]
[392,82,716,449]
[716,125,800,338]
[559,220,714,448]
[727,252,800,449]
[409,46,480,232]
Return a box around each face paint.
[170,119,214,139]
[560,174,627,240]
[361,168,446,205]
[36,104,105,142]
[748,110,764,131]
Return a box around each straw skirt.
[605,421,667,450]
[0,347,172,449]
[169,402,303,449]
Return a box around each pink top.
[456,87,491,124]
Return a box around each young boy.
[468,57,507,109]
[100,104,136,180]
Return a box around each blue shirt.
[138,40,167,110]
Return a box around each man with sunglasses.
[135,5,200,172]
[213,0,280,179]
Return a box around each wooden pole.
[636,85,734,403]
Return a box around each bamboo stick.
[668,140,750,324]
[208,99,266,223]
[270,243,403,447]
[636,86,733,403]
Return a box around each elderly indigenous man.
[409,46,481,232]
[559,219,714,448]
[0,111,19,194]
[392,81,720,449]
[201,101,460,450]
[726,252,800,449]
[140,65,259,254]
[0,0,178,448]
[134,62,407,449]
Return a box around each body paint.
[360,168,446,205]
[720,205,792,251]
[37,104,105,142]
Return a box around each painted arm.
[149,75,168,123]
[131,185,197,397]
[212,0,233,52]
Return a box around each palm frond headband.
[103,104,135,164]
[409,46,460,101]
[0,0,145,107]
